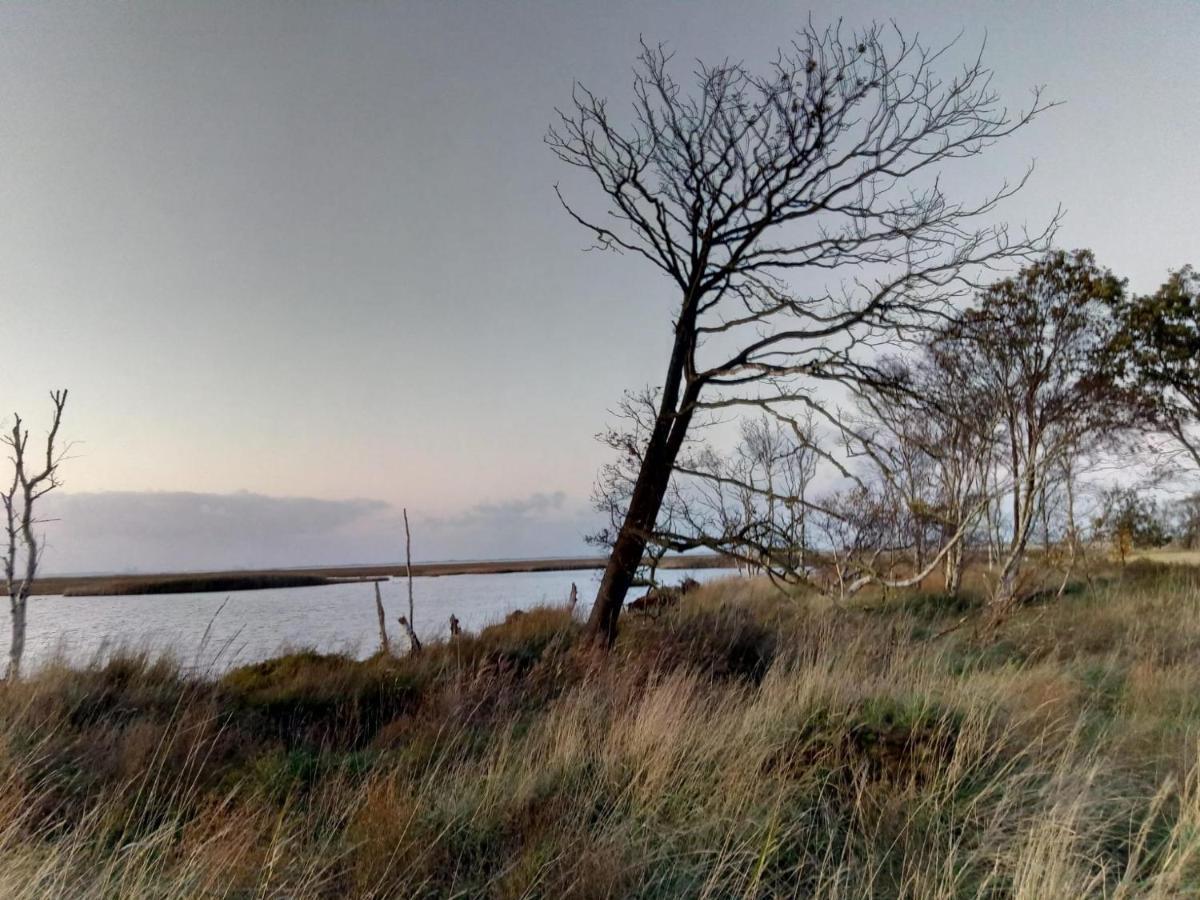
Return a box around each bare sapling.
[2,390,69,680]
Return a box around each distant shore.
[33,553,733,597]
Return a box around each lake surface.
[12,568,724,673]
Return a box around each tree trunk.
[588,317,698,646]
[373,582,390,655]
[992,459,1041,612]
[993,505,1035,610]
[588,403,695,645]
[944,542,964,596]
[7,597,25,680]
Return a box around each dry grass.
[1132,548,1200,567]
[2,563,1200,897]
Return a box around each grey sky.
[1,1,1196,571]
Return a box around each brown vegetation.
[32,554,731,598]
[59,573,375,597]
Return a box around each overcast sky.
[2,1,1196,573]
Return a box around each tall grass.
[1,563,1199,897]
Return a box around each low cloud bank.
[35,490,597,575]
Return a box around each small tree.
[851,350,1001,596]
[1092,485,1170,564]
[551,23,1055,643]
[2,390,69,680]
[683,414,823,578]
[1169,492,1200,550]
[935,250,1124,610]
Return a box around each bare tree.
[398,507,421,653]
[850,351,1001,596]
[592,410,828,586]
[550,23,1055,643]
[2,390,69,680]
[689,415,822,578]
[656,408,983,601]
[806,482,931,604]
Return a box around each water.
[9,568,723,673]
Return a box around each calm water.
[11,568,723,673]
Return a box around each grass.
[2,563,1200,896]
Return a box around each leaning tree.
[549,23,1056,644]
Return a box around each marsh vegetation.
[2,563,1200,897]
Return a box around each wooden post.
[403,508,417,644]
[373,581,390,654]
[398,616,422,653]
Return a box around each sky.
[1,0,1196,573]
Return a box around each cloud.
[419,491,597,562]
[33,489,599,574]
[431,491,568,527]
[35,491,393,574]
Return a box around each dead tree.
[2,390,69,680]
[550,23,1056,644]
[373,581,391,654]
[399,508,421,653]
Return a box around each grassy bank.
[2,564,1200,897]
[59,573,372,596]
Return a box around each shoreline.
[32,553,733,597]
